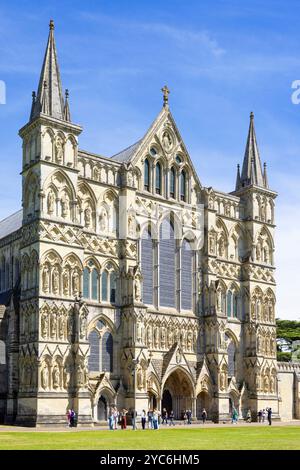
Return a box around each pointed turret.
[31,20,66,121]
[263,162,269,189]
[235,164,241,191]
[237,112,265,189]
[63,89,71,122]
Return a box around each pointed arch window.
[155,162,162,195]
[227,291,232,317]
[110,271,116,304]
[92,269,99,300]
[181,239,193,310]
[101,271,108,301]
[159,219,175,307]
[141,228,153,305]
[170,167,176,198]
[180,170,186,201]
[144,158,150,191]
[83,267,90,299]
[88,326,114,373]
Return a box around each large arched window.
[181,239,192,310]
[170,167,176,199]
[141,228,153,304]
[144,158,150,191]
[180,170,186,201]
[88,323,113,373]
[159,219,175,307]
[155,162,162,195]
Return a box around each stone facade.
[0,21,298,425]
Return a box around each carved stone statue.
[256,243,261,261]
[41,312,48,338]
[55,136,63,163]
[209,236,215,254]
[84,206,92,228]
[72,271,80,295]
[42,265,50,293]
[162,131,172,151]
[220,371,226,391]
[63,270,69,295]
[216,288,222,312]
[99,207,108,232]
[134,276,142,302]
[41,365,49,389]
[61,193,69,218]
[218,237,225,257]
[47,190,55,214]
[146,326,152,347]
[50,313,57,338]
[52,266,59,294]
[80,314,87,339]
[52,365,60,389]
[137,367,143,390]
[59,314,65,339]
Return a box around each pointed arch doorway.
[161,368,194,419]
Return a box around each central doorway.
[162,389,172,414]
[162,369,194,419]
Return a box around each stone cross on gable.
[161,85,170,107]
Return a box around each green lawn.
[0,426,299,450]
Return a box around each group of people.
[66,409,77,427]
[231,407,273,425]
[107,406,163,430]
[258,408,272,425]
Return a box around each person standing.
[267,407,272,426]
[169,410,175,426]
[258,410,262,423]
[246,409,252,423]
[120,408,128,430]
[113,406,119,430]
[67,409,72,427]
[108,406,114,430]
[141,410,147,430]
[162,408,168,425]
[262,409,266,423]
[131,409,137,430]
[183,411,188,424]
[148,409,153,429]
[187,409,192,424]
[201,408,207,424]
[153,408,160,429]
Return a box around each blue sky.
[0,0,299,319]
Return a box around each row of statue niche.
[20,359,37,390]
[46,191,110,232]
[40,359,88,390]
[256,243,269,263]
[255,372,276,393]
[256,334,276,355]
[42,265,80,295]
[145,324,197,351]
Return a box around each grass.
[0,426,299,450]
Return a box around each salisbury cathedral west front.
[0,21,299,426]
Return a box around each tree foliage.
[276,318,300,361]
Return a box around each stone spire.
[31,20,66,121]
[238,112,265,189]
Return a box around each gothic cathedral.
[0,21,299,426]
